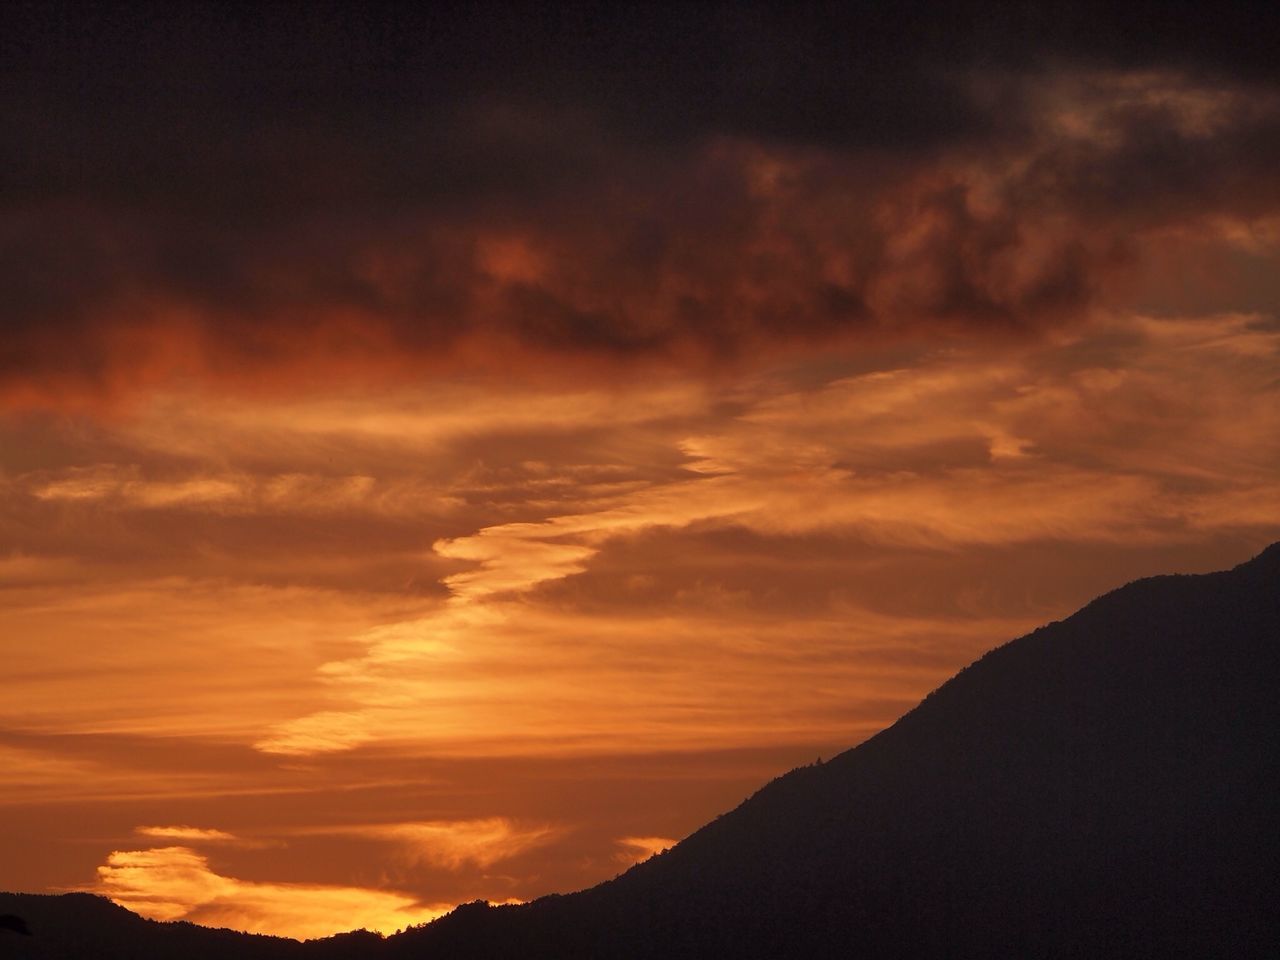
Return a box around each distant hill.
[0,892,379,960]
[0,892,298,960]
[5,544,1277,958]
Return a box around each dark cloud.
[3,3,1279,405]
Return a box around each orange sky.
[3,14,1280,940]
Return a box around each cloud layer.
[3,4,1279,938]
[4,7,1280,407]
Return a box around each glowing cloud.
[334,818,561,870]
[91,846,450,940]
[254,711,378,757]
[436,532,598,602]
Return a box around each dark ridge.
[4,542,1277,958]
[0,892,362,960]
[1,913,32,935]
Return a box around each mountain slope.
[392,543,1279,959]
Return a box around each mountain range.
[4,543,1277,958]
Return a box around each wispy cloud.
[135,826,239,843]
[328,818,561,870]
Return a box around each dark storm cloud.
[3,2,1279,404]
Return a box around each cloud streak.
[135,826,238,844]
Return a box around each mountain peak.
[1240,539,1280,570]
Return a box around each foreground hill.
[5,544,1277,958]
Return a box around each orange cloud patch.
[0,578,418,743]
[253,710,377,757]
[435,532,598,602]
[91,845,450,940]
[332,818,561,870]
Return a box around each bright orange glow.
[91,845,450,939]
[2,57,1279,941]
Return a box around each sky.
[3,2,1279,941]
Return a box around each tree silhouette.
[0,913,31,935]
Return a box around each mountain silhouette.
[388,542,1279,959]
[4,544,1277,958]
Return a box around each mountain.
[5,544,1277,958]
[387,542,1279,958]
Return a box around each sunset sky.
[3,3,1279,941]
